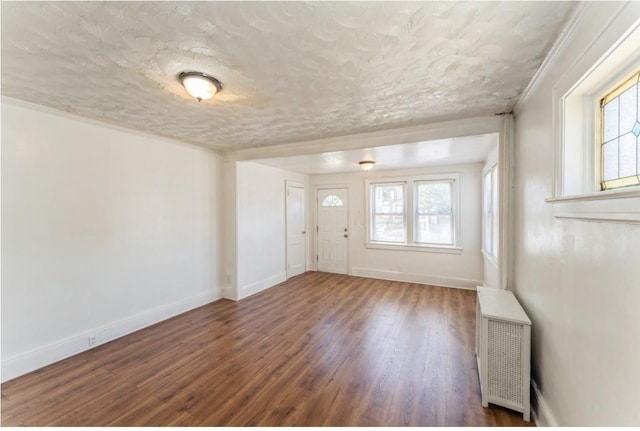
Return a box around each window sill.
[546,187,640,224]
[365,242,463,254]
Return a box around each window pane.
[415,215,452,244]
[483,172,492,253]
[417,182,451,214]
[373,215,404,242]
[601,75,640,189]
[483,172,492,212]
[619,133,637,177]
[374,184,404,214]
[603,139,619,181]
[619,85,637,134]
[322,195,343,207]
[603,98,619,143]
[491,168,499,256]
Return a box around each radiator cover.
[476,287,531,421]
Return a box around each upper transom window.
[321,195,344,207]
[600,71,640,190]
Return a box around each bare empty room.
[1,1,639,427]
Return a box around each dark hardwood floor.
[1,272,534,426]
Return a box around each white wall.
[310,163,484,289]
[234,161,309,299]
[1,99,223,381]
[513,3,640,426]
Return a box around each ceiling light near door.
[359,160,375,171]
[178,71,222,102]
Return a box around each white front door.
[317,188,348,274]
[286,184,306,278]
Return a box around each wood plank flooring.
[1,272,534,426]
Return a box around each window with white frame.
[483,165,498,258]
[367,173,461,250]
[414,181,453,245]
[370,182,406,243]
[548,5,640,224]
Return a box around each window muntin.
[600,71,640,190]
[414,181,453,245]
[370,182,405,243]
[321,195,344,207]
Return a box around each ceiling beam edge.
[224,115,503,162]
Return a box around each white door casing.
[317,188,348,274]
[286,183,306,278]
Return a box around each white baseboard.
[350,267,482,290]
[531,379,559,427]
[239,271,287,299]
[1,289,221,383]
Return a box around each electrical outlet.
[88,336,98,347]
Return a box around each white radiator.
[476,287,531,421]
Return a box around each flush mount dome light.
[178,71,222,102]
[359,160,375,171]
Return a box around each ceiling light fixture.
[178,71,222,102]
[359,160,376,171]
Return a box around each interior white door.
[286,184,306,278]
[317,188,348,274]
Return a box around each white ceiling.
[255,132,498,174]
[1,1,575,153]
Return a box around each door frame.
[285,180,306,279]
[314,185,350,273]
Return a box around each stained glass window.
[600,72,640,190]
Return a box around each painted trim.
[546,188,640,224]
[351,267,481,291]
[365,242,463,254]
[239,271,287,299]
[1,290,222,383]
[552,211,640,224]
[546,186,640,202]
[531,379,560,427]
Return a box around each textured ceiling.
[255,133,498,175]
[1,1,575,153]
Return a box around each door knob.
[302,231,306,234]
[344,234,348,238]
